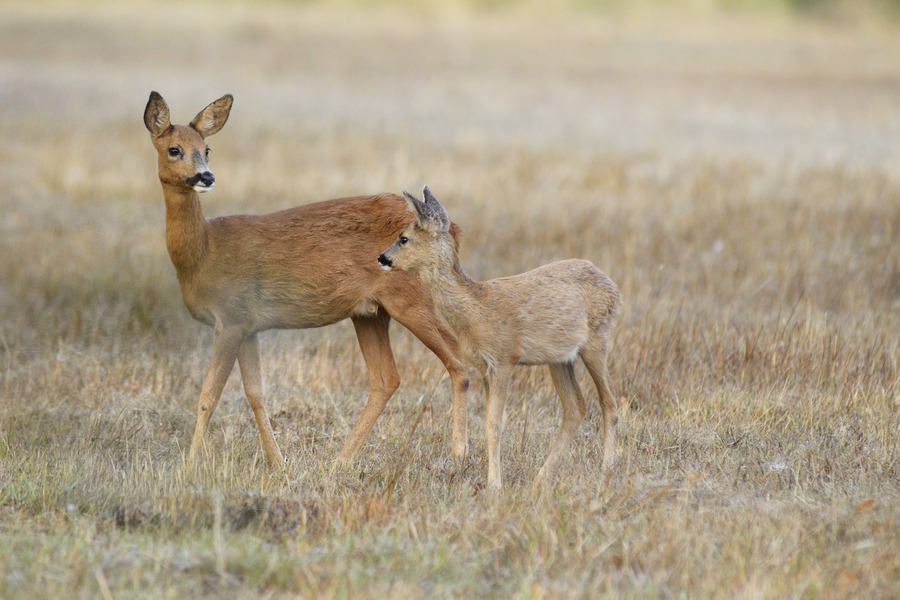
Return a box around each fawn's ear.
[190,94,233,138]
[144,91,171,138]
[422,186,451,233]
[404,187,450,232]
[403,190,432,227]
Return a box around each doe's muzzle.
[186,171,215,189]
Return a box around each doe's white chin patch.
[380,264,393,272]
[194,184,214,193]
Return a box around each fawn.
[143,93,470,467]
[378,187,620,491]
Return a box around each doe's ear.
[144,91,170,137]
[190,94,233,138]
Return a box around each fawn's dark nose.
[378,254,392,269]
[199,171,215,187]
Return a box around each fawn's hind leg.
[534,361,587,490]
[580,338,617,471]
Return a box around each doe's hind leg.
[336,312,401,466]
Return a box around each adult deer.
[379,187,620,491]
[143,92,469,467]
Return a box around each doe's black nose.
[377,254,392,268]
[199,172,215,187]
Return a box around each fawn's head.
[144,91,233,193]
[378,186,454,273]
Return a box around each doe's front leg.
[188,327,244,464]
[237,332,285,467]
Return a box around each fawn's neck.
[162,185,209,277]
[419,257,486,341]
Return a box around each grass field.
[1,1,898,598]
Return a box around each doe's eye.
[167,147,182,158]
[399,236,409,245]
[205,147,210,159]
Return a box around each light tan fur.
[143,93,470,467]
[379,187,620,491]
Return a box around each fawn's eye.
[167,147,182,158]
[399,236,409,245]
[205,147,210,159]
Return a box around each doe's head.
[378,186,453,273]
[144,91,233,193]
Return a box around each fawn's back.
[474,259,619,365]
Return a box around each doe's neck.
[162,184,209,276]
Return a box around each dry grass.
[1,1,898,598]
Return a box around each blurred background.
[0,1,897,596]
[4,0,900,179]
[2,0,899,490]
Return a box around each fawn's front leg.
[484,367,511,491]
[379,290,470,461]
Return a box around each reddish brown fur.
[144,92,469,467]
